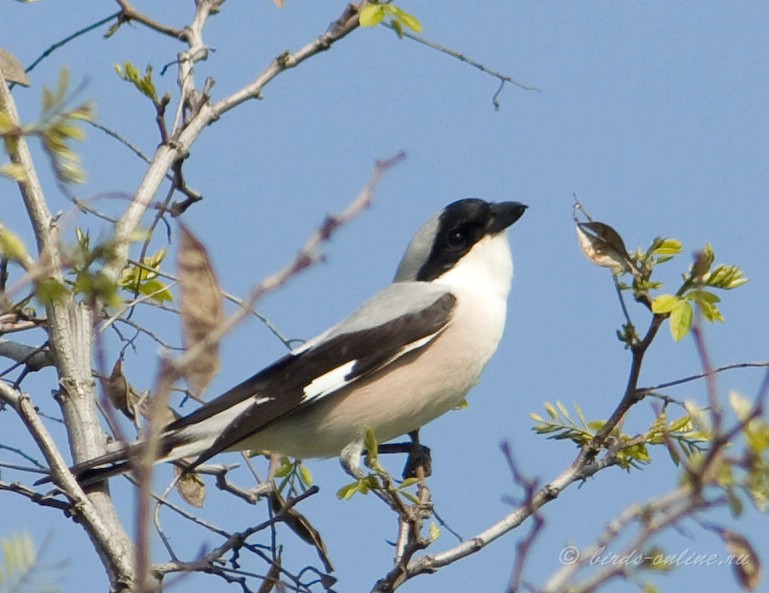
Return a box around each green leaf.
[667,415,694,434]
[0,110,15,134]
[390,6,423,33]
[651,293,680,314]
[273,457,292,479]
[652,237,683,256]
[364,428,380,469]
[668,299,693,341]
[136,278,173,302]
[299,463,313,487]
[115,60,159,102]
[0,225,29,262]
[705,264,749,290]
[688,290,724,322]
[0,533,39,591]
[0,162,29,183]
[336,481,360,500]
[684,401,711,434]
[34,277,69,304]
[642,582,661,593]
[359,4,386,27]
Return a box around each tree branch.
[102,2,362,285]
[0,380,136,591]
[371,448,623,592]
[212,3,361,116]
[0,339,54,372]
[113,0,186,40]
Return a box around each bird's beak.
[489,202,527,234]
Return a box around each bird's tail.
[35,431,194,487]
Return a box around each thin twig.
[0,480,71,512]
[637,361,769,395]
[124,258,294,348]
[383,24,540,110]
[21,12,120,78]
[164,152,405,394]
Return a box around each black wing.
[166,291,457,467]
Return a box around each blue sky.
[2,2,768,593]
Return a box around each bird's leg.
[339,438,366,479]
[377,433,433,479]
[403,430,432,481]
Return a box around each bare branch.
[372,447,623,592]
[0,71,56,257]
[102,2,362,286]
[114,0,186,39]
[212,3,362,115]
[0,339,53,372]
[0,479,70,512]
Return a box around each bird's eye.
[446,227,468,248]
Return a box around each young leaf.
[299,463,313,487]
[651,294,680,314]
[390,6,423,33]
[0,224,30,263]
[688,290,724,323]
[651,237,683,256]
[705,264,749,290]
[668,299,693,342]
[359,4,386,27]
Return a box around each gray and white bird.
[70,198,526,484]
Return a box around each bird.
[65,198,526,486]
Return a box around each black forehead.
[416,198,495,282]
[439,198,494,228]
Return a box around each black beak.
[489,201,527,233]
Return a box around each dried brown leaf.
[177,223,224,397]
[256,557,281,593]
[576,221,632,274]
[106,357,141,419]
[0,48,30,87]
[175,466,206,508]
[270,490,334,573]
[723,530,761,592]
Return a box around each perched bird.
[68,198,526,485]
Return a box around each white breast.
[235,232,514,459]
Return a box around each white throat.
[433,232,513,301]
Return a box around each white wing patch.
[302,361,357,403]
[300,331,443,405]
[399,332,438,355]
